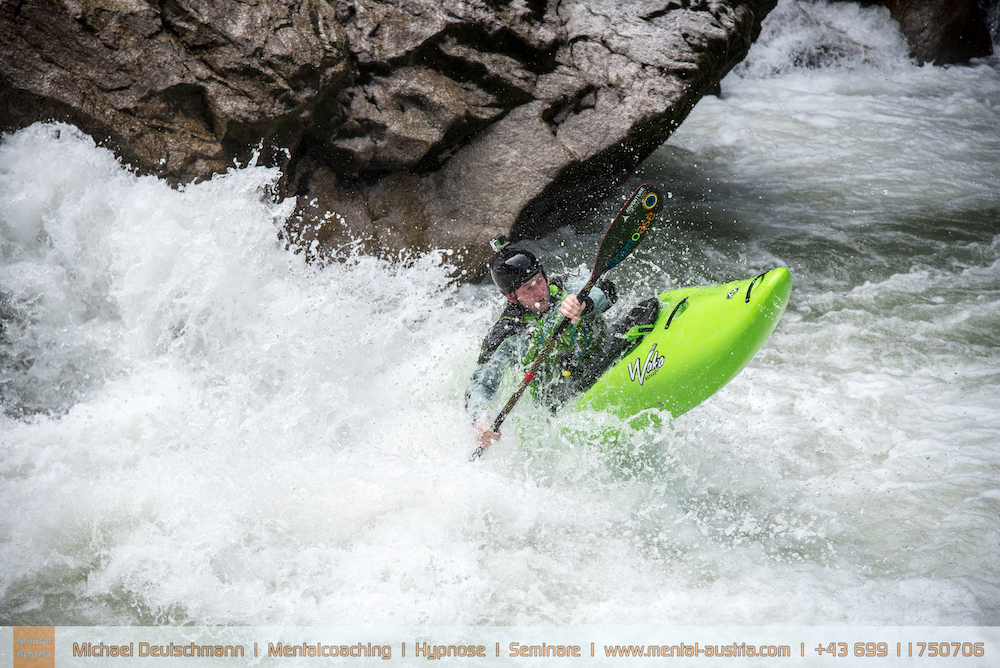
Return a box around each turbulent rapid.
[2,0,999,627]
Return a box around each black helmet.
[490,247,544,295]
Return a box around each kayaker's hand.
[560,295,586,324]
[475,424,501,449]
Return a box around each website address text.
[605,643,791,658]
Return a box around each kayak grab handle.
[664,297,688,330]
[745,271,769,303]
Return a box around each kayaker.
[465,242,617,450]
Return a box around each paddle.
[470,183,662,461]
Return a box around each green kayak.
[577,267,792,420]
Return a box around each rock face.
[289,0,782,276]
[1,0,351,183]
[2,0,778,276]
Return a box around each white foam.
[2,0,1000,626]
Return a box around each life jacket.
[477,276,610,407]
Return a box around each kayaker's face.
[508,272,550,312]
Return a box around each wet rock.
[2,0,779,278]
[1,0,351,183]
[291,0,779,277]
[881,0,994,65]
[850,0,995,65]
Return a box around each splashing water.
[2,0,1000,627]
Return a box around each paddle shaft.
[490,280,596,433]
[467,282,594,462]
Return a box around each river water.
[2,0,999,628]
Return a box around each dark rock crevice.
[855,0,994,65]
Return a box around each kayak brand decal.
[628,343,664,386]
[642,192,658,210]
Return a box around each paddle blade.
[592,183,662,280]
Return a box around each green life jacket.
[521,280,608,402]
[468,275,614,418]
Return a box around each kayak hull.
[577,267,792,420]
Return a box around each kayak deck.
[577,267,792,420]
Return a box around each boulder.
[853,0,995,65]
[1,0,780,277]
[286,0,779,277]
[1,0,351,183]
[882,0,994,65]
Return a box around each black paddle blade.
[591,183,662,280]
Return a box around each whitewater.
[2,0,999,628]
